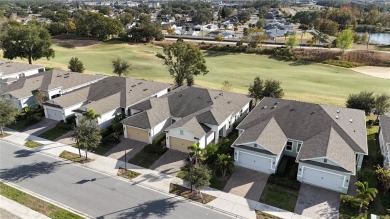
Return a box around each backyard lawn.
[13,40,390,106]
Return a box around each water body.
[358,33,390,45]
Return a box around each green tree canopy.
[355,181,378,213]
[336,29,354,52]
[183,164,211,198]
[0,99,19,135]
[374,93,390,116]
[346,91,375,115]
[1,22,55,64]
[248,77,284,104]
[285,34,298,48]
[156,41,208,86]
[111,57,131,77]
[72,119,101,159]
[68,57,85,73]
[215,154,234,178]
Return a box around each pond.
[358,32,390,45]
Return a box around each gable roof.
[235,97,368,174]
[0,70,105,99]
[0,60,44,76]
[44,76,171,114]
[379,115,390,144]
[122,86,252,138]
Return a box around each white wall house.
[379,115,390,168]
[0,60,45,85]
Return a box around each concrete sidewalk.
[0,196,50,219]
[1,130,309,219]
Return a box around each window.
[285,141,293,151]
[180,130,184,135]
[324,159,327,163]
[297,143,302,152]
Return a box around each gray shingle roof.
[0,60,44,76]
[0,70,104,99]
[235,97,368,174]
[379,115,390,144]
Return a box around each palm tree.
[187,143,204,164]
[356,181,378,213]
[215,154,234,178]
[300,30,306,49]
[82,109,101,122]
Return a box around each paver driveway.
[23,118,58,136]
[294,183,340,219]
[104,138,147,160]
[150,150,188,176]
[223,167,269,201]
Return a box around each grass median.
[0,183,84,219]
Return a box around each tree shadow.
[14,149,36,158]
[0,161,64,182]
[204,51,231,57]
[289,60,312,66]
[97,197,182,219]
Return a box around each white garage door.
[236,150,272,173]
[301,167,344,192]
[46,108,63,121]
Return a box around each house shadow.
[0,161,64,182]
[96,197,182,219]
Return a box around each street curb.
[0,180,93,219]
[1,139,246,218]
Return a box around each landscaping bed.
[59,150,92,164]
[255,210,282,219]
[0,183,83,219]
[169,183,216,204]
[38,123,71,141]
[0,133,10,138]
[129,144,168,168]
[24,140,43,148]
[259,183,299,212]
[117,167,140,180]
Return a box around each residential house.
[121,86,252,152]
[0,60,45,85]
[379,115,390,168]
[233,97,368,193]
[0,70,105,111]
[43,76,171,128]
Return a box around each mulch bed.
[169,183,216,204]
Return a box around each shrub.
[335,55,341,60]
[268,175,301,190]
[66,115,76,125]
[340,194,361,213]
[357,168,377,188]
[152,133,166,146]
[323,60,363,68]
[100,128,111,138]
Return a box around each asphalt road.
[0,141,230,219]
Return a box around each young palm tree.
[82,109,101,122]
[187,143,205,164]
[215,154,234,178]
[356,181,378,213]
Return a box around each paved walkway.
[104,137,147,160]
[223,167,269,201]
[0,196,50,219]
[1,130,309,219]
[23,119,57,136]
[150,150,187,176]
[294,184,339,219]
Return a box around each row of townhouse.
[2,69,387,195]
[0,60,46,86]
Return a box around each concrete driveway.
[294,184,340,219]
[23,118,58,136]
[223,167,269,201]
[150,150,188,176]
[104,138,147,161]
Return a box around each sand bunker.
[352,66,390,79]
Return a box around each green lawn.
[15,40,390,106]
[24,140,43,148]
[38,127,69,141]
[0,183,83,219]
[128,144,168,168]
[259,183,299,212]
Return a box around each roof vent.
[271,105,277,109]
[227,101,231,104]
[143,88,148,91]
[310,112,315,115]
[214,96,219,99]
[219,93,223,96]
[131,85,136,87]
[138,82,143,85]
[56,75,61,77]
[178,94,182,97]
[290,108,294,111]
[263,106,267,109]
[349,119,353,123]
[64,76,69,78]
[274,102,278,105]
[337,110,340,113]
[335,115,339,119]
[196,96,202,99]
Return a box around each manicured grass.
[128,144,167,168]
[209,174,231,191]
[7,119,41,131]
[169,183,216,204]
[24,140,43,148]
[117,167,140,180]
[259,184,299,212]
[16,41,390,106]
[59,150,91,163]
[0,183,83,219]
[38,127,70,141]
